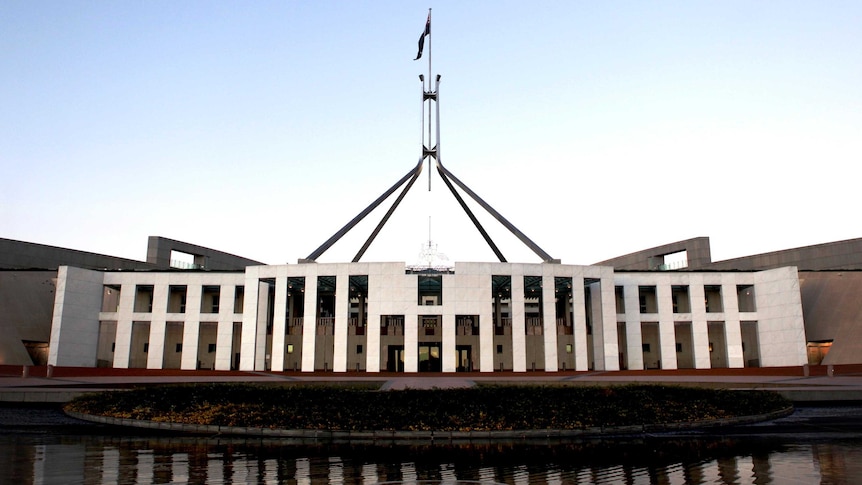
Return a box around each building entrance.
[418,343,441,372]
[456,345,472,372]
[387,345,405,372]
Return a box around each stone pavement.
[3,364,862,403]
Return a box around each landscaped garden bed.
[64,384,791,433]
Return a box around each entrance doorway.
[387,345,405,372]
[456,345,472,372]
[418,343,441,372]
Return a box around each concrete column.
[571,276,589,371]
[256,280,272,371]
[441,313,456,372]
[113,282,136,368]
[657,282,678,370]
[403,314,419,372]
[214,283,236,371]
[179,322,199,370]
[333,271,350,372]
[301,278,318,372]
[270,277,288,372]
[479,304,495,372]
[754,267,807,367]
[623,283,644,370]
[214,319,234,371]
[542,274,558,372]
[238,270,260,371]
[146,282,169,369]
[366,310,381,372]
[723,281,745,368]
[180,284,202,370]
[595,275,620,371]
[511,275,526,372]
[689,276,711,369]
[47,266,104,367]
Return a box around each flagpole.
[427,8,432,191]
[428,8,432,96]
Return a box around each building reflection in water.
[6,436,862,484]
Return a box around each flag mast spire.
[427,8,432,191]
[303,10,558,264]
[415,8,436,191]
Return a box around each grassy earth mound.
[64,384,790,432]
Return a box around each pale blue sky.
[2,1,860,266]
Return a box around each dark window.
[642,343,650,353]
[357,344,363,354]
[496,345,503,354]
[418,274,443,305]
[175,343,182,353]
[208,343,216,353]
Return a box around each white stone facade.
[47,262,808,371]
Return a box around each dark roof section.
[0,237,156,271]
[595,236,862,272]
[1,236,264,271]
[594,237,713,270]
[702,238,862,271]
[146,236,264,271]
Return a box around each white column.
[113,282,136,368]
[180,284,202,370]
[255,281,271,370]
[595,276,620,371]
[215,319,234,371]
[333,271,350,372]
[723,282,745,368]
[571,277,589,371]
[146,283,168,369]
[404,314,419,372]
[511,275,527,372]
[441,313,456,372]
[301,277,318,372]
[214,283,236,371]
[754,267,807,366]
[479,306,495,372]
[239,270,260,371]
[689,277,711,369]
[366,310,381,372]
[270,277,288,372]
[657,283,678,370]
[179,322,199,370]
[47,266,104,367]
[542,275,558,372]
[623,283,644,370]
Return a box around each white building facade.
[48,262,807,372]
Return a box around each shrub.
[65,384,790,432]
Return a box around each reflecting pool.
[5,433,862,484]
[3,406,862,484]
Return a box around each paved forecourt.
[3,364,862,403]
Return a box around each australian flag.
[414,13,431,60]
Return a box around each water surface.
[2,405,862,484]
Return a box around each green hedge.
[64,384,790,431]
